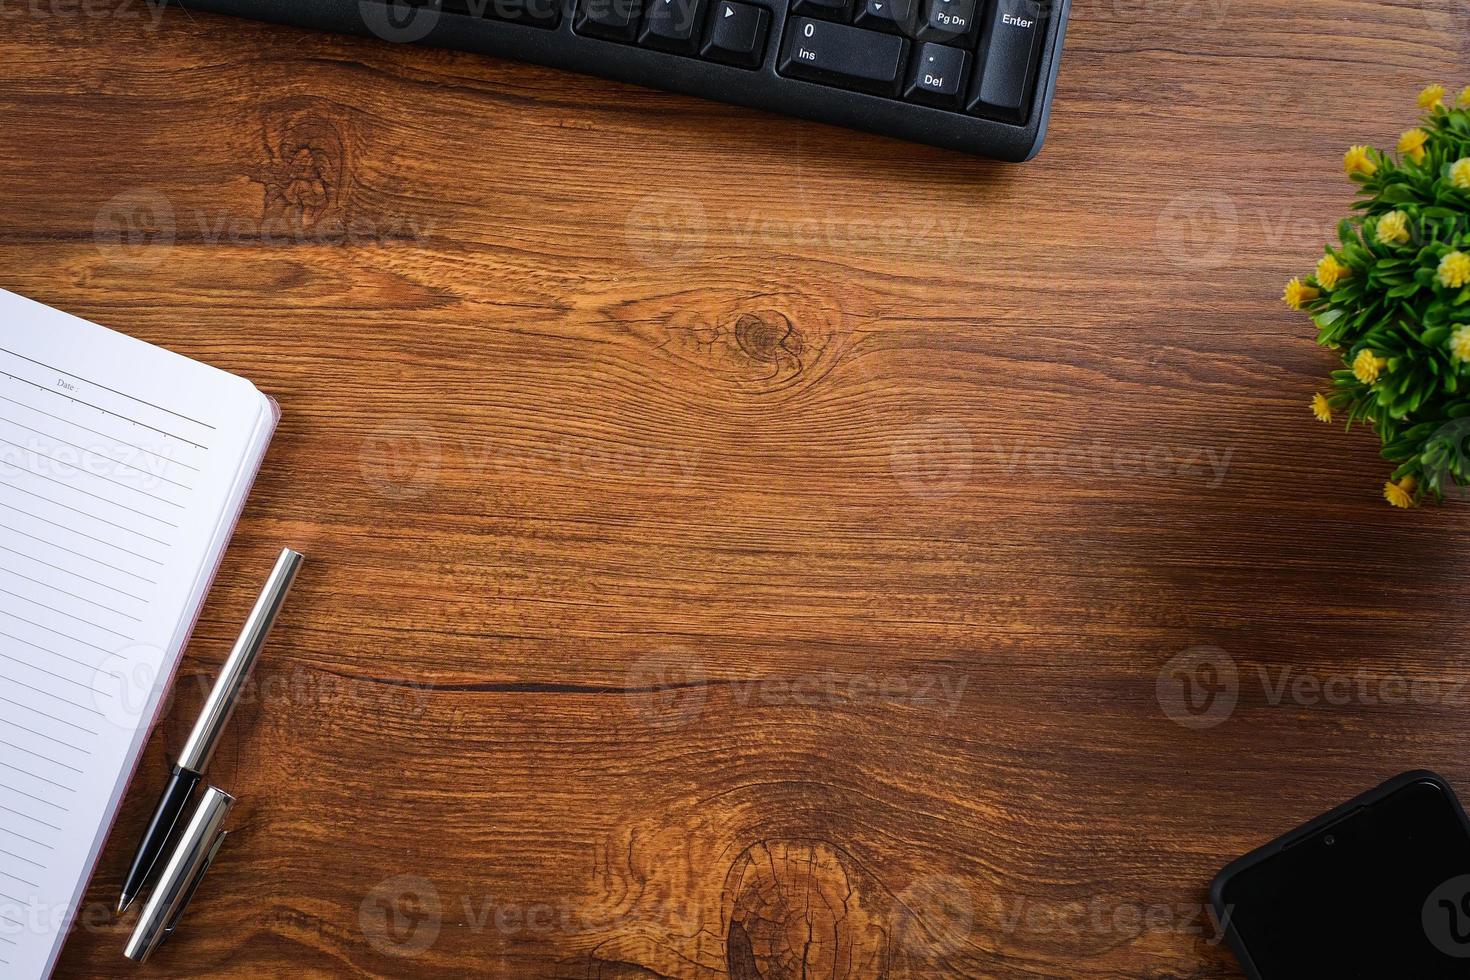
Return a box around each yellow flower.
[1398,128,1430,164]
[1450,325,1470,363]
[1311,393,1333,423]
[1344,145,1377,178]
[1376,210,1411,246]
[1315,254,1351,290]
[1353,349,1388,384]
[1384,476,1417,509]
[1419,84,1446,111]
[1283,277,1320,310]
[1453,158,1470,191]
[1439,251,1470,289]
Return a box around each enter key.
[969,0,1045,119]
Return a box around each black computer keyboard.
[177,0,1069,160]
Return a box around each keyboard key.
[904,41,968,104]
[576,0,644,40]
[443,0,560,27]
[854,0,916,34]
[641,0,706,51]
[920,0,974,39]
[779,17,908,95]
[701,1,771,67]
[792,0,850,19]
[506,0,562,26]
[969,0,1043,118]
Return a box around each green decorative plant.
[1285,84,1470,507]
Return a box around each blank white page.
[0,289,275,979]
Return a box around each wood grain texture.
[1,0,1468,975]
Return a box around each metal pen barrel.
[124,787,236,963]
[177,549,305,773]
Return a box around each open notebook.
[0,289,278,979]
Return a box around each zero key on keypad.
[702,1,771,66]
[779,17,908,95]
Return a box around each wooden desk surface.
[2,1,1468,976]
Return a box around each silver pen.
[124,787,236,962]
[117,548,305,913]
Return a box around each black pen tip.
[117,894,133,916]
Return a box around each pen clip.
[124,786,235,963]
[162,828,228,940]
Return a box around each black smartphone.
[1211,771,1470,978]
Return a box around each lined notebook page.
[0,290,275,979]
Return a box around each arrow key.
[700,1,770,67]
[855,0,916,34]
[576,0,645,40]
[641,0,707,51]
[792,0,850,18]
